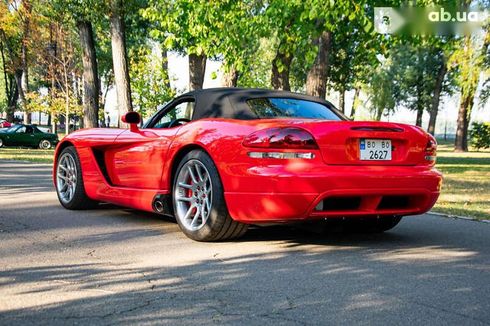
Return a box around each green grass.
[1,141,489,220]
[0,147,55,163]
[433,141,490,220]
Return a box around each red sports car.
[53,88,442,241]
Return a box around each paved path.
[0,160,489,325]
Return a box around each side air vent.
[92,149,113,185]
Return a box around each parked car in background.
[0,119,12,128]
[0,124,59,149]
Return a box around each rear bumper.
[223,165,442,223]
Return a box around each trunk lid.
[294,120,430,166]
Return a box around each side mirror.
[121,112,141,132]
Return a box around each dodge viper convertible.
[0,124,59,149]
[53,88,442,241]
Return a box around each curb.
[429,211,490,224]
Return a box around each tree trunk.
[65,92,70,136]
[7,86,17,122]
[110,0,133,120]
[189,53,206,90]
[21,46,30,124]
[428,59,447,135]
[222,65,238,87]
[21,0,31,124]
[14,69,28,122]
[271,45,292,91]
[306,31,331,98]
[415,106,423,127]
[350,87,360,119]
[455,89,475,152]
[161,46,171,90]
[375,107,383,121]
[338,88,346,114]
[1,42,16,122]
[78,20,99,128]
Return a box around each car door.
[13,126,32,146]
[25,126,42,147]
[106,98,196,190]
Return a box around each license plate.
[359,139,392,160]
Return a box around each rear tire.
[39,139,52,149]
[55,146,98,210]
[172,150,248,241]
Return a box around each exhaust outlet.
[152,194,171,215]
[154,200,164,213]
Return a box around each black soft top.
[179,88,344,120]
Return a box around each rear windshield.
[247,98,342,120]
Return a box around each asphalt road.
[0,160,489,326]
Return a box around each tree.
[451,30,489,152]
[427,53,447,135]
[306,30,330,98]
[143,0,215,91]
[130,45,174,118]
[0,37,18,122]
[110,0,133,116]
[50,0,104,129]
[78,20,99,128]
[327,15,381,114]
[264,0,309,91]
[0,0,34,123]
[366,62,396,121]
[367,38,453,127]
[303,0,374,100]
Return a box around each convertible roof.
[178,88,341,120]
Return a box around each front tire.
[39,139,52,149]
[55,146,97,209]
[173,150,248,241]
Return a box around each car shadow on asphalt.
[1,200,489,324]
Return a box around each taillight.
[425,136,437,162]
[243,127,319,149]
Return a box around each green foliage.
[366,63,396,120]
[449,35,485,103]
[238,37,275,89]
[366,36,457,120]
[26,90,82,119]
[143,0,219,56]
[143,0,262,78]
[129,45,175,118]
[470,122,490,150]
[49,0,107,23]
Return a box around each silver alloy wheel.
[56,153,78,204]
[40,140,51,149]
[174,159,213,231]
[0,138,3,147]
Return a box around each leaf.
[363,21,372,33]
